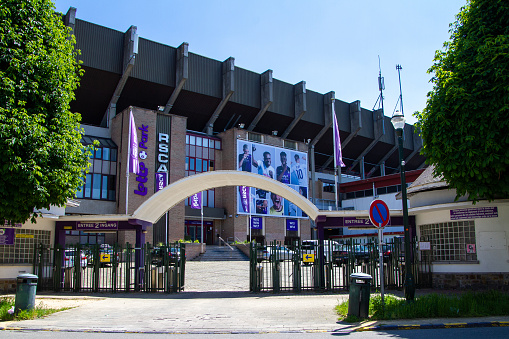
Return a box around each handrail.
[218,236,234,251]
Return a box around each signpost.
[303,254,314,263]
[369,199,390,304]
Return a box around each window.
[248,132,262,142]
[77,136,117,201]
[284,140,297,150]
[0,229,51,264]
[185,133,221,207]
[323,183,335,193]
[420,221,477,262]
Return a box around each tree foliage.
[415,0,509,201]
[0,0,91,224]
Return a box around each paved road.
[184,261,251,291]
[2,261,508,334]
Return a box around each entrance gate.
[33,243,185,293]
[249,238,431,293]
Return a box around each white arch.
[132,170,319,223]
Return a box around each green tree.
[0,0,91,224]
[415,0,509,201]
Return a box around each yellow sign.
[64,226,73,230]
[303,253,315,263]
[16,234,34,239]
[100,254,111,263]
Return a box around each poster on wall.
[0,228,15,245]
[236,140,308,218]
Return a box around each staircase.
[196,245,249,261]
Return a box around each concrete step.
[195,246,249,261]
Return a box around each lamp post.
[391,110,415,301]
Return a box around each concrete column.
[164,42,189,114]
[281,81,306,139]
[320,100,362,171]
[310,91,334,146]
[347,108,384,174]
[104,25,138,127]
[64,7,76,32]
[248,70,273,131]
[204,57,235,134]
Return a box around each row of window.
[184,133,221,208]
[420,221,477,262]
[343,184,409,200]
[186,134,222,149]
[185,158,214,173]
[184,190,216,208]
[78,137,118,202]
[65,231,106,245]
[76,174,116,201]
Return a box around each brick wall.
[433,272,509,290]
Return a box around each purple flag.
[190,192,202,209]
[129,111,140,174]
[239,186,250,213]
[332,104,346,168]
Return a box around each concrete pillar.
[248,70,273,131]
[281,81,306,139]
[164,42,189,114]
[204,57,235,134]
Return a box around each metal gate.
[249,238,431,293]
[32,242,185,293]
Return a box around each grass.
[0,297,70,321]
[336,290,509,322]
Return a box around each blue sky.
[53,0,466,126]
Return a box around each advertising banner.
[251,217,263,230]
[0,228,15,245]
[236,140,308,218]
[286,219,298,231]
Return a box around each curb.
[0,327,331,335]
[356,321,509,331]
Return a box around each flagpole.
[332,98,338,211]
[249,191,252,242]
[126,108,132,215]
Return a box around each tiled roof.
[406,165,448,196]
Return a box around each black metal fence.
[249,238,431,293]
[32,243,185,293]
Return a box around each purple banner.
[190,192,202,209]
[450,207,498,220]
[0,228,15,245]
[77,221,118,231]
[251,217,263,230]
[343,217,374,227]
[332,103,346,168]
[155,172,167,192]
[286,219,298,231]
[129,111,139,174]
[239,186,250,213]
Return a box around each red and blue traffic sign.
[369,199,390,228]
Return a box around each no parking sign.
[369,199,390,228]
[369,198,390,305]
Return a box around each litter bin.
[348,272,372,318]
[14,273,38,313]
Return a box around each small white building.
[407,166,509,289]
